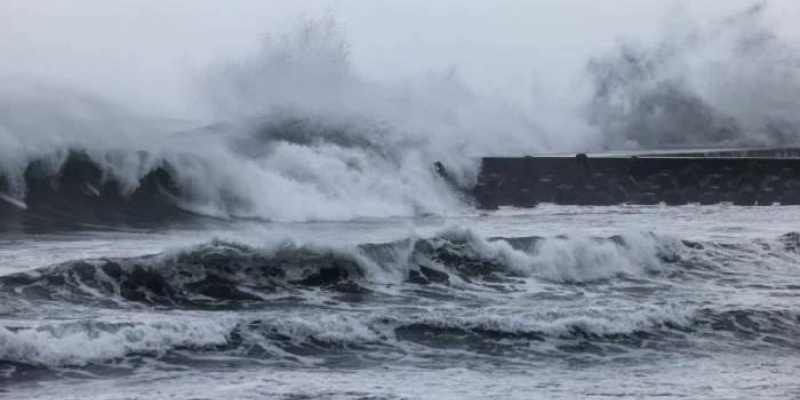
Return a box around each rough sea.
[4,4,800,398]
[2,204,800,399]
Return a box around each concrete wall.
[475,155,800,209]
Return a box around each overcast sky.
[1,0,798,118]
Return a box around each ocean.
[2,205,800,399]
[3,4,800,398]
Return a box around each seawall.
[474,149,800,209]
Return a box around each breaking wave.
[0,229,684,306]
[2,6,799,227]
[2,229,800,376]
[0,17,544,226]
[2,305,799,370]
[5,229,800,307]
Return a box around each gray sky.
[1,0,798,118]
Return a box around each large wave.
[0,229,677,306]
[2,6,799,223]
[2,303,799,369]
[0,17,552,224]
[7,228,800,307]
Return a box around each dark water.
[2,206,800,399]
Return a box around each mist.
[587,2,800,149]
[3,1,795,116]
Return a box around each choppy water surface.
[2,205,800,399]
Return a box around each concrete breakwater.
[474,149,800,209]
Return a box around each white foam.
[426,228,673,283]
[405,302,694,338]
[0,314,235,367]
[525,233,669,282]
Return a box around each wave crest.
[3,305,799,370]
[0,229,702,307]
